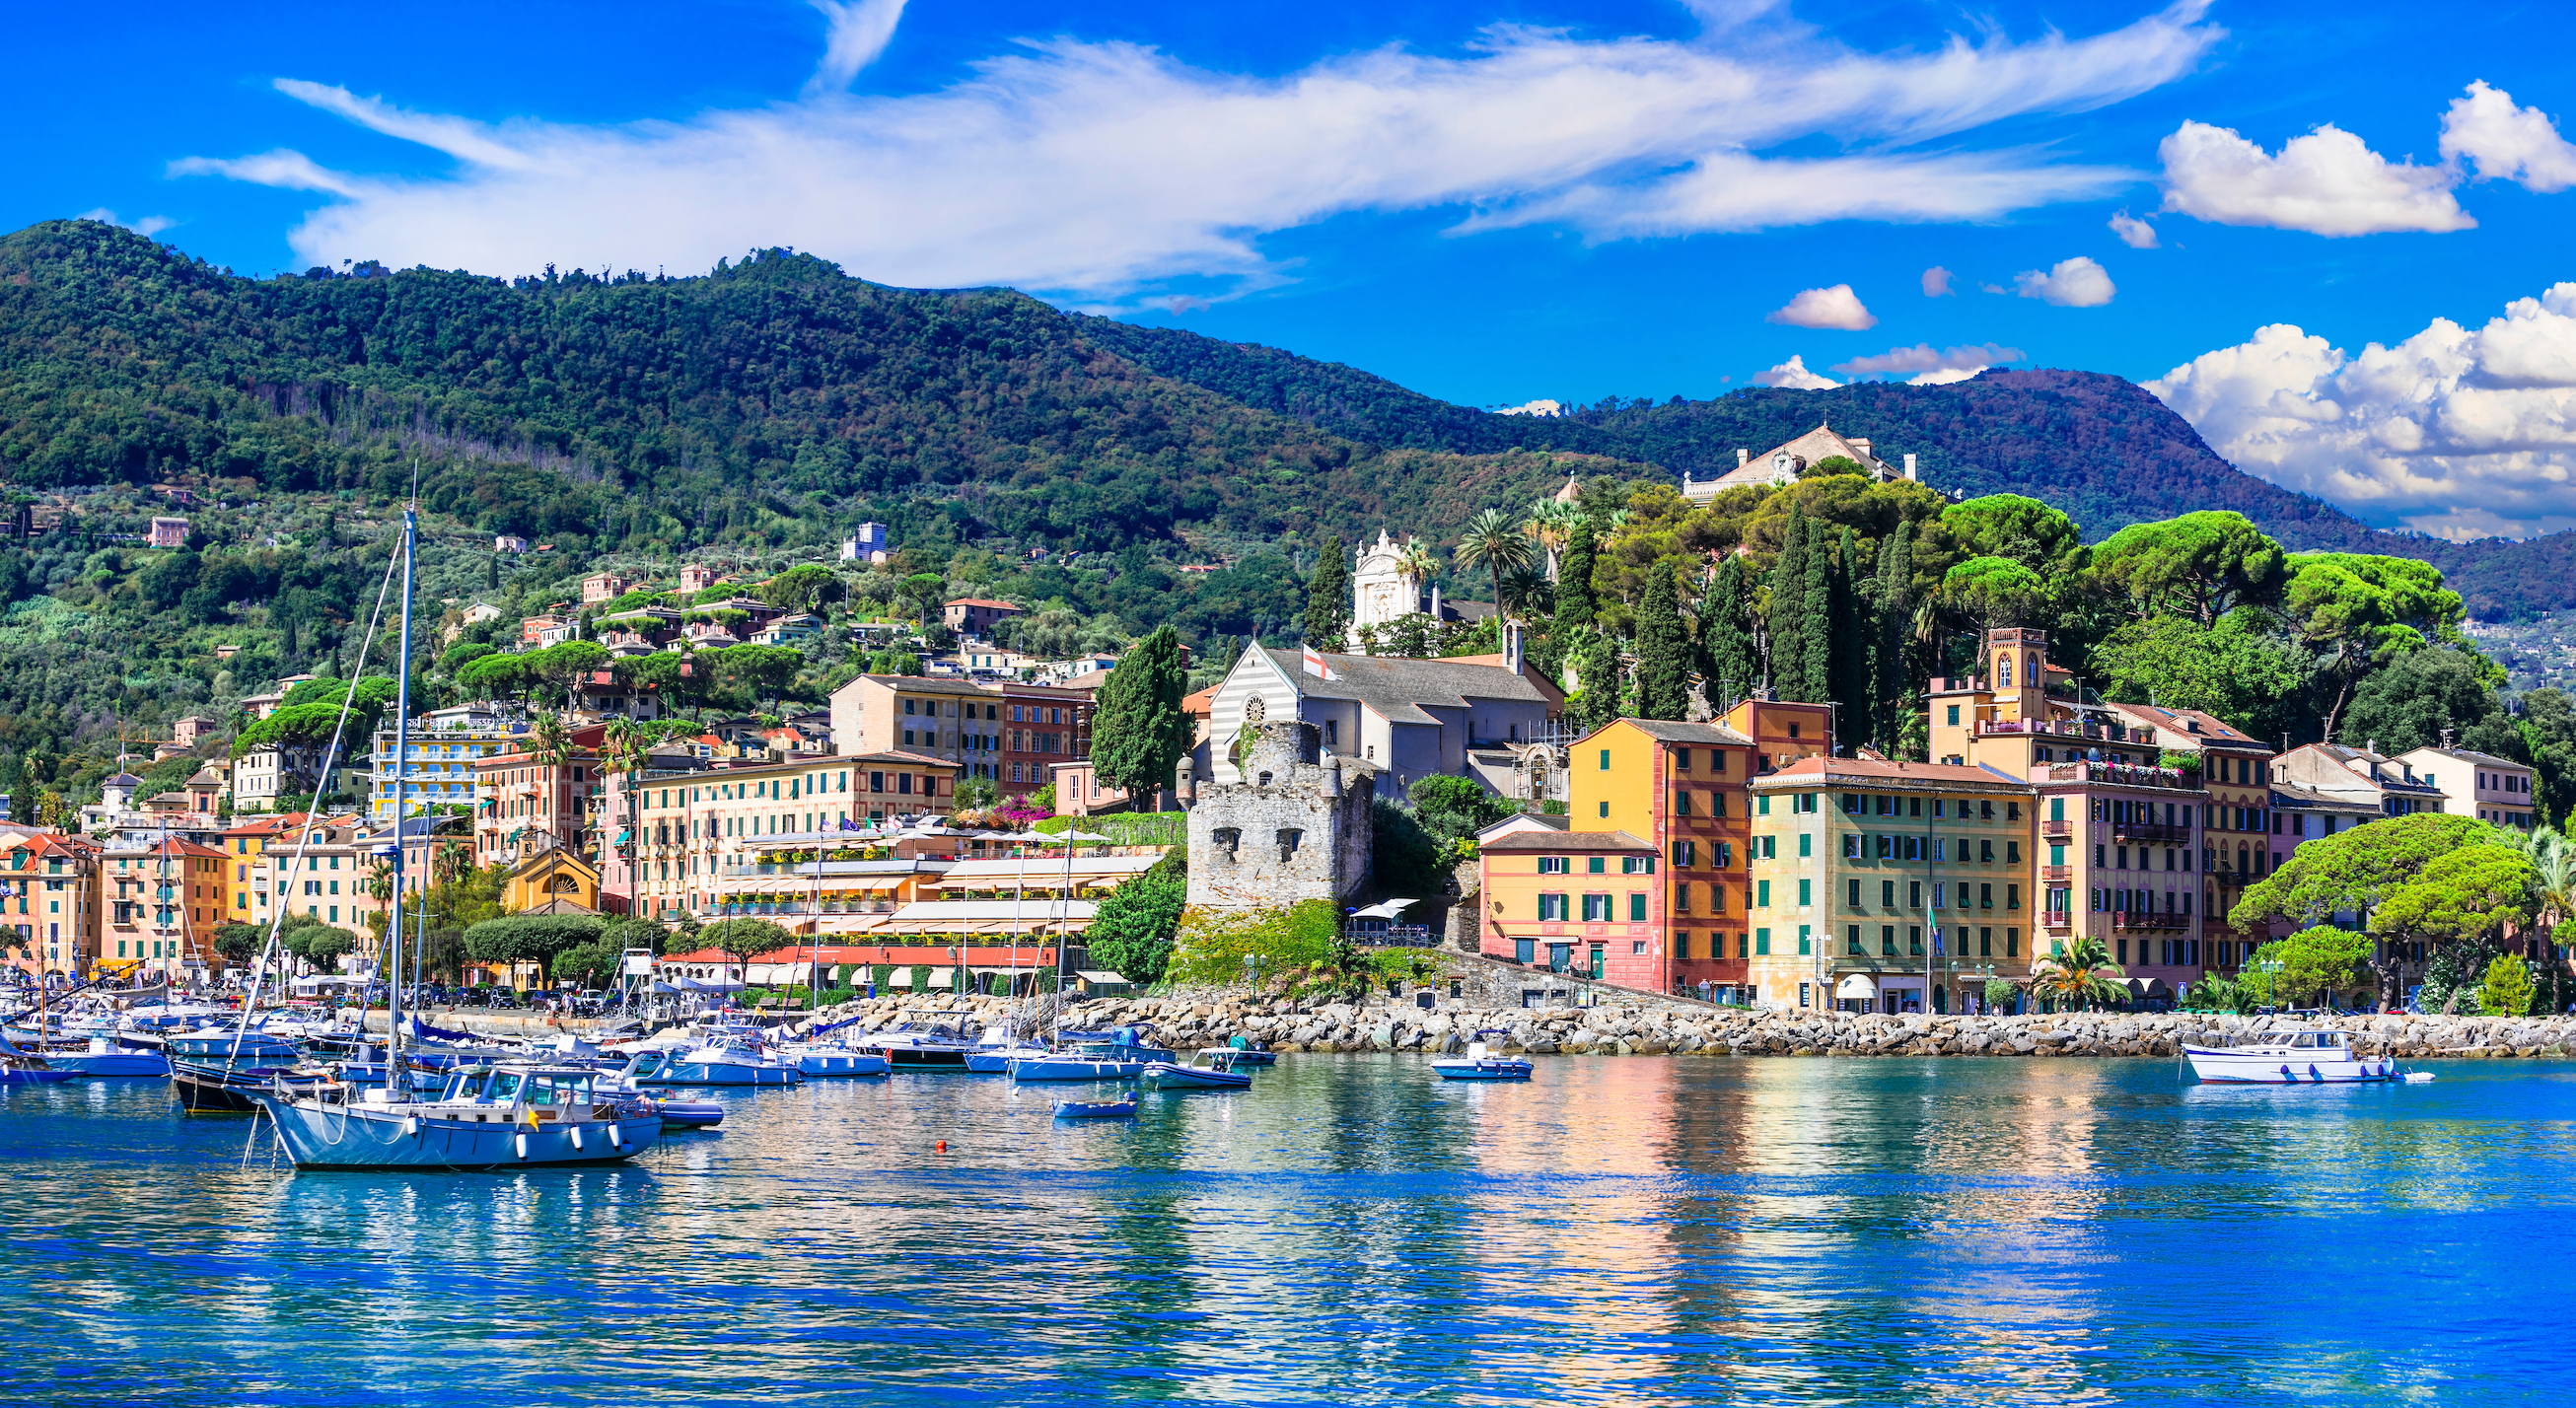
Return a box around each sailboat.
[249,491,661,1170]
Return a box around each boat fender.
[514,1132,529,1161]
[608,1125,623,1148]
[403,1116,420,1137]
[2308,1064,2320,1078]
[569,1126,584,1152]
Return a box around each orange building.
[1544,698,1833,998]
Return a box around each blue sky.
[14,1,2576,539]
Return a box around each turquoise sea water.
[5,1055,2571,1407]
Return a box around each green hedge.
[1037,812,1185,847]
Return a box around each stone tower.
[1184,720,1375,912]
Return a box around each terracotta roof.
[1751,756,2031,790]
[1481,829,1653,851]
[2104,701,2262,747]
[943,598,1021,610]
[1590,719,1754,745]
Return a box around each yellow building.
[1565,699,1832,998]
[504,849,601,914]
[219,813,305,930]
[1746,755,2038,1015]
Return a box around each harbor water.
[6,1054,2571,1406]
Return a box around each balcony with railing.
[2040,818,2073,837]
[2041,865,2070,882]
[2111,820,2193,843]
[1975,718,2156,749]
[2040,908,2073,930]
[2045,760,2199,793]
[2111,909,2190,931]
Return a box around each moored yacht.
[2184,1027,2398,1084]
[251,1062,664,1170]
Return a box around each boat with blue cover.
[1053,1090,1139,1118]
[629,1039,803,1088]
[1009,1027,1177,1083]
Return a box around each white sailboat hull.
[2184,1045,2397,1084]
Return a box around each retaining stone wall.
[809,993,2576,1059]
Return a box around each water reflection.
[3,1056,2573,1406]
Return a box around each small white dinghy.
[2183,1027,2400,1085]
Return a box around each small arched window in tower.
[2028,653,2041,686]
[1276,828,1304,862]
[1997,656,2013,686]
[1256,770,1274,787]
[1214,827,1241,862]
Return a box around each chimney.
[1904,454,1918,481]
[1503,620,1525,676]
[1849,438,1872,458]
[1736,448,1750,469]
[1429,584,1442,619]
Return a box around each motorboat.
[628,1039,802,1088]
[1053,1091,1139,1119]
[848,1021,979,1070]
[1207,1039,1276,1067]
[6,1034,171,1078]
[250,1062,664,1170]
[2184,1027,2399,1084]
[1010,1033,1179,1084]
[165,1025,304,1064]
[776,1042,891,1077]
[0,1054,77,1086]
[1140,1048,1253,1091]
[587,1065,724,1129]
[1431,1034,1534,1082]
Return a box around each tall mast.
[387,504,416,1075]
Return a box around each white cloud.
[2109,207,2159,247]
[1766,283,1876,330]
[1907,366,1985,386]
[2147,284,2576,539]
[1921,265,1955,296]
[170,4,2222,298]
[2156,119,2472,237]
[1831,341,2022,376]
[807,0,909,96]
[2013,255,2114,306]
[1753,355,1840,389]
[75,208,175,237]
[2440,79,2576,193]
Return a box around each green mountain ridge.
[2,217,2571,624]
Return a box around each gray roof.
[1481,829,1653,851]
[2407,746,2528,769]
[2269,783,2381,812]
[855,674,996,697]
[1263,648,1550,717]
[1597,719,1754,744]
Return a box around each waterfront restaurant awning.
[1348,898,1419,921]
[878,900,1099,935]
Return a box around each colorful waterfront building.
[2106,701,2276,978]
[1929,627,2211,1005]
[1746,756,2038,1014]
[1543,699,1832,999]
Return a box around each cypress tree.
[1090,626,1192,809]
[1830,528,1871,725]
[1799,519,1832,705]
[1766,505,1808,696]
[1633,561,1689,720]
[1558,519,1600,628]
[1301,534,1351,649]
[1570,628,1621,732]
[1702,554,1756,711]
[1872,522,1916,751]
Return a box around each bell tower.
[1988,627,2049,726]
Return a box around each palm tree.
[1453,509,1537,616]
[1395,541,1438,595]
[2029,935,2129,1011]
[528,714,573,768]
[1524,499,1583,580]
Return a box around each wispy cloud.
[806,0,909,96]
[171,4,2222,298]
[2109,208,2159,246]
[76,208,176,237]
[1831,341,2023,377]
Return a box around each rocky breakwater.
[1015,998,2576,1060]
